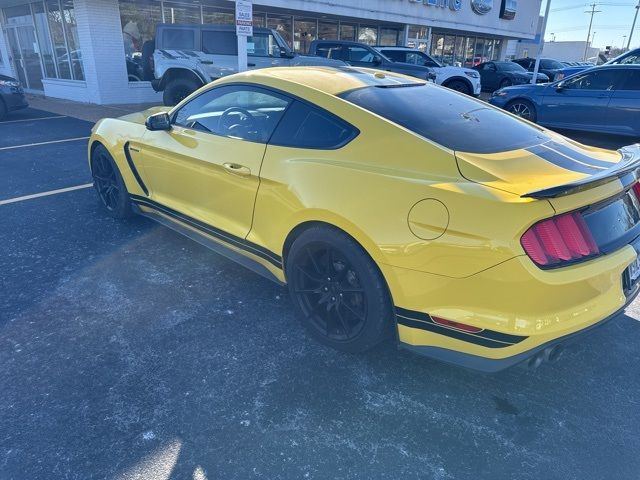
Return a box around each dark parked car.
[512,57,565,81]
[488,65,640,137]
[0,74,28,121]
[473,61,549,92]
[308,40,436,81]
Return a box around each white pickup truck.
[375,46,482,96]
[152,24,345,105]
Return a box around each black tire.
[0,99,7,122]
[163,77,200,106]
[499,78,513,89]
[90,144,133,219]
[506,99,537,122]
[445,79,471,95]
[286,225,393,353]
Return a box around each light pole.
[532,0,552,84]
[584,2,601,61]
[627,1,640,50]
[623,35,627,51]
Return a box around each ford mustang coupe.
[89,66,640,372]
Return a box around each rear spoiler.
[522,144,640,199]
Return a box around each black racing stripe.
[130,194,282,268]
[526,145,602,175]
[123,142,149,196]
[546,142,616,169]
[395,307,528,349]
[160,49,176,59]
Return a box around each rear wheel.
[444,79,471,95]
[286,225,393,353]
[506,99,537,122]
[90,144,133,219]
[163,77,200,106]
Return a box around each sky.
[542,0,640,49]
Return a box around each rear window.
[162,29,196,50]
[339,84,550,153]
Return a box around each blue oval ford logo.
[471,0,493,14]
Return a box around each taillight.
[632,182,640,200]
[521,211,599,267]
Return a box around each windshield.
[272,30,293,56]
[339,84,549,153]
[499,63,527,72]
[542,59,565,70]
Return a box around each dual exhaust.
[526,345,565,370]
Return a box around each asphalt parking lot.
[2,108,640,480]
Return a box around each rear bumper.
[401,287,638,372]
[381,244,639,371]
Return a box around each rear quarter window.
[202,31,236,55]
[270,101,358,149]
[339,84,549,154]
[162,29,196,50]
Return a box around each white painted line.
[0,136,90,151]
[0,183,93,206]
[0,115,66,124]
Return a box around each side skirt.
[131,202,285,286]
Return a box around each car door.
[200,30,238,78]
[247,31,286,69]
[606,69,640,136]
[344,45,382,68]
[477,62,498,90]
[539,69,618,132]
[137,84,291,239]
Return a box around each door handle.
[248,63,256,67]
[223,163,251,176]
[200,60,213,65]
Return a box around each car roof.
[213,66,425,96]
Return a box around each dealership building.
[0,0,542,104]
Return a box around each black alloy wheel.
[292,242,368,342]
[287,225,393,353]
[91,145,132,218]
[446,79,471,95]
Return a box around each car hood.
[455,135,629,198]
[0,74,19,82]
[119,106,172,125]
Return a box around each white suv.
[152,24,345,105]
[375,46,481,96]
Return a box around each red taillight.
[521,211,599,267]
[432,316,484,333]
[632,182,640,200]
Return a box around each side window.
[563,70,618,90]
[618,70,640,90]
[173,85,291,143]
[247,33,279,57]
[162,29,196,50]
[383,50,406,63]
[421,55,440,68]
[202,31,237,55]
[617,54,640,65]
[482,63,495,71]
[270,101,358,149]
[347,46,376,63]
[315,43,343,60]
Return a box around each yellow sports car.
[89,66,640,372]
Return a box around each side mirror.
[279,47,293,58]
[373,56,382,66]
[555,82,565,91]
[145,112,171,131]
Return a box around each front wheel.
[90,144,133,219]
[506,99,537,122]
[445,79,471,95]
[286,225,393,353]
[163,77,200,106]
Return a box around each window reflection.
[294,18,317,53]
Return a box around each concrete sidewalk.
[26,94,159,123]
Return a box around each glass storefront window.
[60,0,83,80]
[45,0,71,79]
[163,1,200,24]
[252,11,266,27]
[202,6,233,25]
[453,36,464,67]
[318,21,338,40]
[339,23,355,41]
[120,0,161,81]
[442,34,455,65]
[294,18,317,53]
[430,33,444,62]
[408,25,428,40]
[32,2,56,78]
[379,27,399,46]
[358,25,377,45]
[267,14,292,48]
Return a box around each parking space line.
[0,115,67,124]
[0,183,93,206]
[0,136,90,151]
